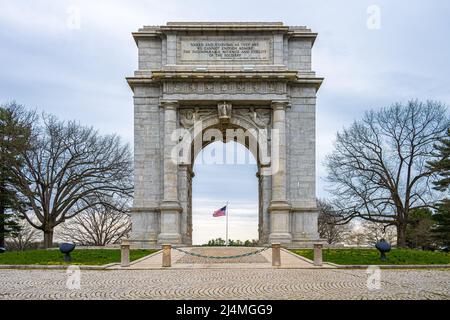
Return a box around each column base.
[158,200,183,245]
[269,232,292,244]
[268,200,292,244]
[157,233,182,245]
[129,208,159,247]
[288,238,327,249]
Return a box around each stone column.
[158,101,182,244]
[258,168,271,244]
[271,101,288,201]
[179,164,193,245]
[269,101,292,244]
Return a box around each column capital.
[271,100,289,111]
[160,100,179,110]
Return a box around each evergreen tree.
[428,128,450,246]
[432,200,450,246]
[0,103,34,248]
[405,208,435,249]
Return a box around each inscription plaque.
[178,37,272,63]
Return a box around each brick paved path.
[0,268,449,300]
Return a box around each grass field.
[0,249,158,266]
[291,248,450,265]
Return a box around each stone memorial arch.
[127,22,323,247]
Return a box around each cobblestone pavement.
[0,268,449,300]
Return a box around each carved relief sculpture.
[233,108,271,129]
[218,102,232,123]
[179,108,216,129]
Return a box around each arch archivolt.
[179,107,272,166]
[176,103,273,245]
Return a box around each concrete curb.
[109,250,163,269]
[284,249,339,268]
[1,263,448,271]
[286,250,450,270]
[106,264,339,271]
[0,251,163,271]
[2,248,449,271]
[282,248,314,264]
[334,264,450,270]
[0,264,108,270]
[129,250,162,266]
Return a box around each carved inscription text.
[180,39,271,62]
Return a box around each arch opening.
[191,141,259,245]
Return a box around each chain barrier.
[172,246,271,260]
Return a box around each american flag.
[213,206,227,217]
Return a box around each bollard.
[272,243,281,267]
[314,243,323,266]
[162,244,172,268]
[121,240,130,268]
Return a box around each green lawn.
[291,248,450,265]
[0,249,158,266]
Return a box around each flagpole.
[226,201,229,247]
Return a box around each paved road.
[1,268,449,300]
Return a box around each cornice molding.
[126,74,323,90]
[131,23,318,45]
[151,70,299,81]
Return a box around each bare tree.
[58,196,131,246]
[6,219,41,251]
[344,225,367,247]
[360,221,397,246]
[9,113,133,248]
[317,199,350,244]
[325,100,449,247]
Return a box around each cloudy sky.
[1,0,449,244]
